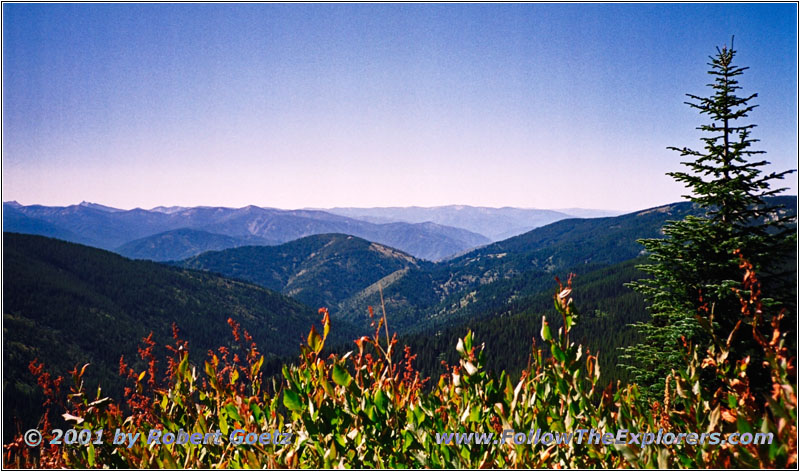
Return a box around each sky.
[2,3,797,211]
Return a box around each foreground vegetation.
[4,254,796,468]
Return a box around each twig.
[379,283,391,358]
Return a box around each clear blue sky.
[2,3,797,211]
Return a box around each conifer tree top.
[667,39,794,225]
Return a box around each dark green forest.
[178,233,427,312]
[2,233,355,441]
[400,257,649,387]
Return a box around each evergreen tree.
[622,40,796,399]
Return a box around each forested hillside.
[402,257,648,386]
[176,202,708,331]
[2,233,357,441]
[335,202,713,331]
[179,233,428,312]
[116,228,278,261]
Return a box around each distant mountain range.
[2,202,490,261]
[323,205,622,241]
[2,202,622,262]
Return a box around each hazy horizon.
[4,198,628,214]
[3,4,797,212]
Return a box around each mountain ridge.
[178,233,428,313]
[322,204,623,241]
[116,228,279,261]
[3,202,490,261]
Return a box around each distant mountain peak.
[150,205,188,214]
[78,201,123,212]
[555,208,624,218]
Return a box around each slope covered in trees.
[3,233,358,441]
[175,202,710,332]
[310,198,792,332]
[116,228,278,261]
[401,257,649,387]
[9,197,793,356]
[179,233,429,312]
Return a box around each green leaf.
[464,330,473,353]
[552,344,566,363]
[737,416,753,434]
[219,409,229,435]
[332,364,352,387]
[308,325,323,354]
[557,377,569,396]
[413,405,425,426]
[323,316,330,341]
[320,376,334,397]
[540,317,552,341]
[283,389,304,412]
[565,314,575,331]
[366,404,377,422]
[250,401,264,424]
[251,356,264,379]
[158,451,179,469]
[469,404,480,422]
[225,403,244,424]
[178,353,189,378]
[402,431,413,452]
[374,388,388,414]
